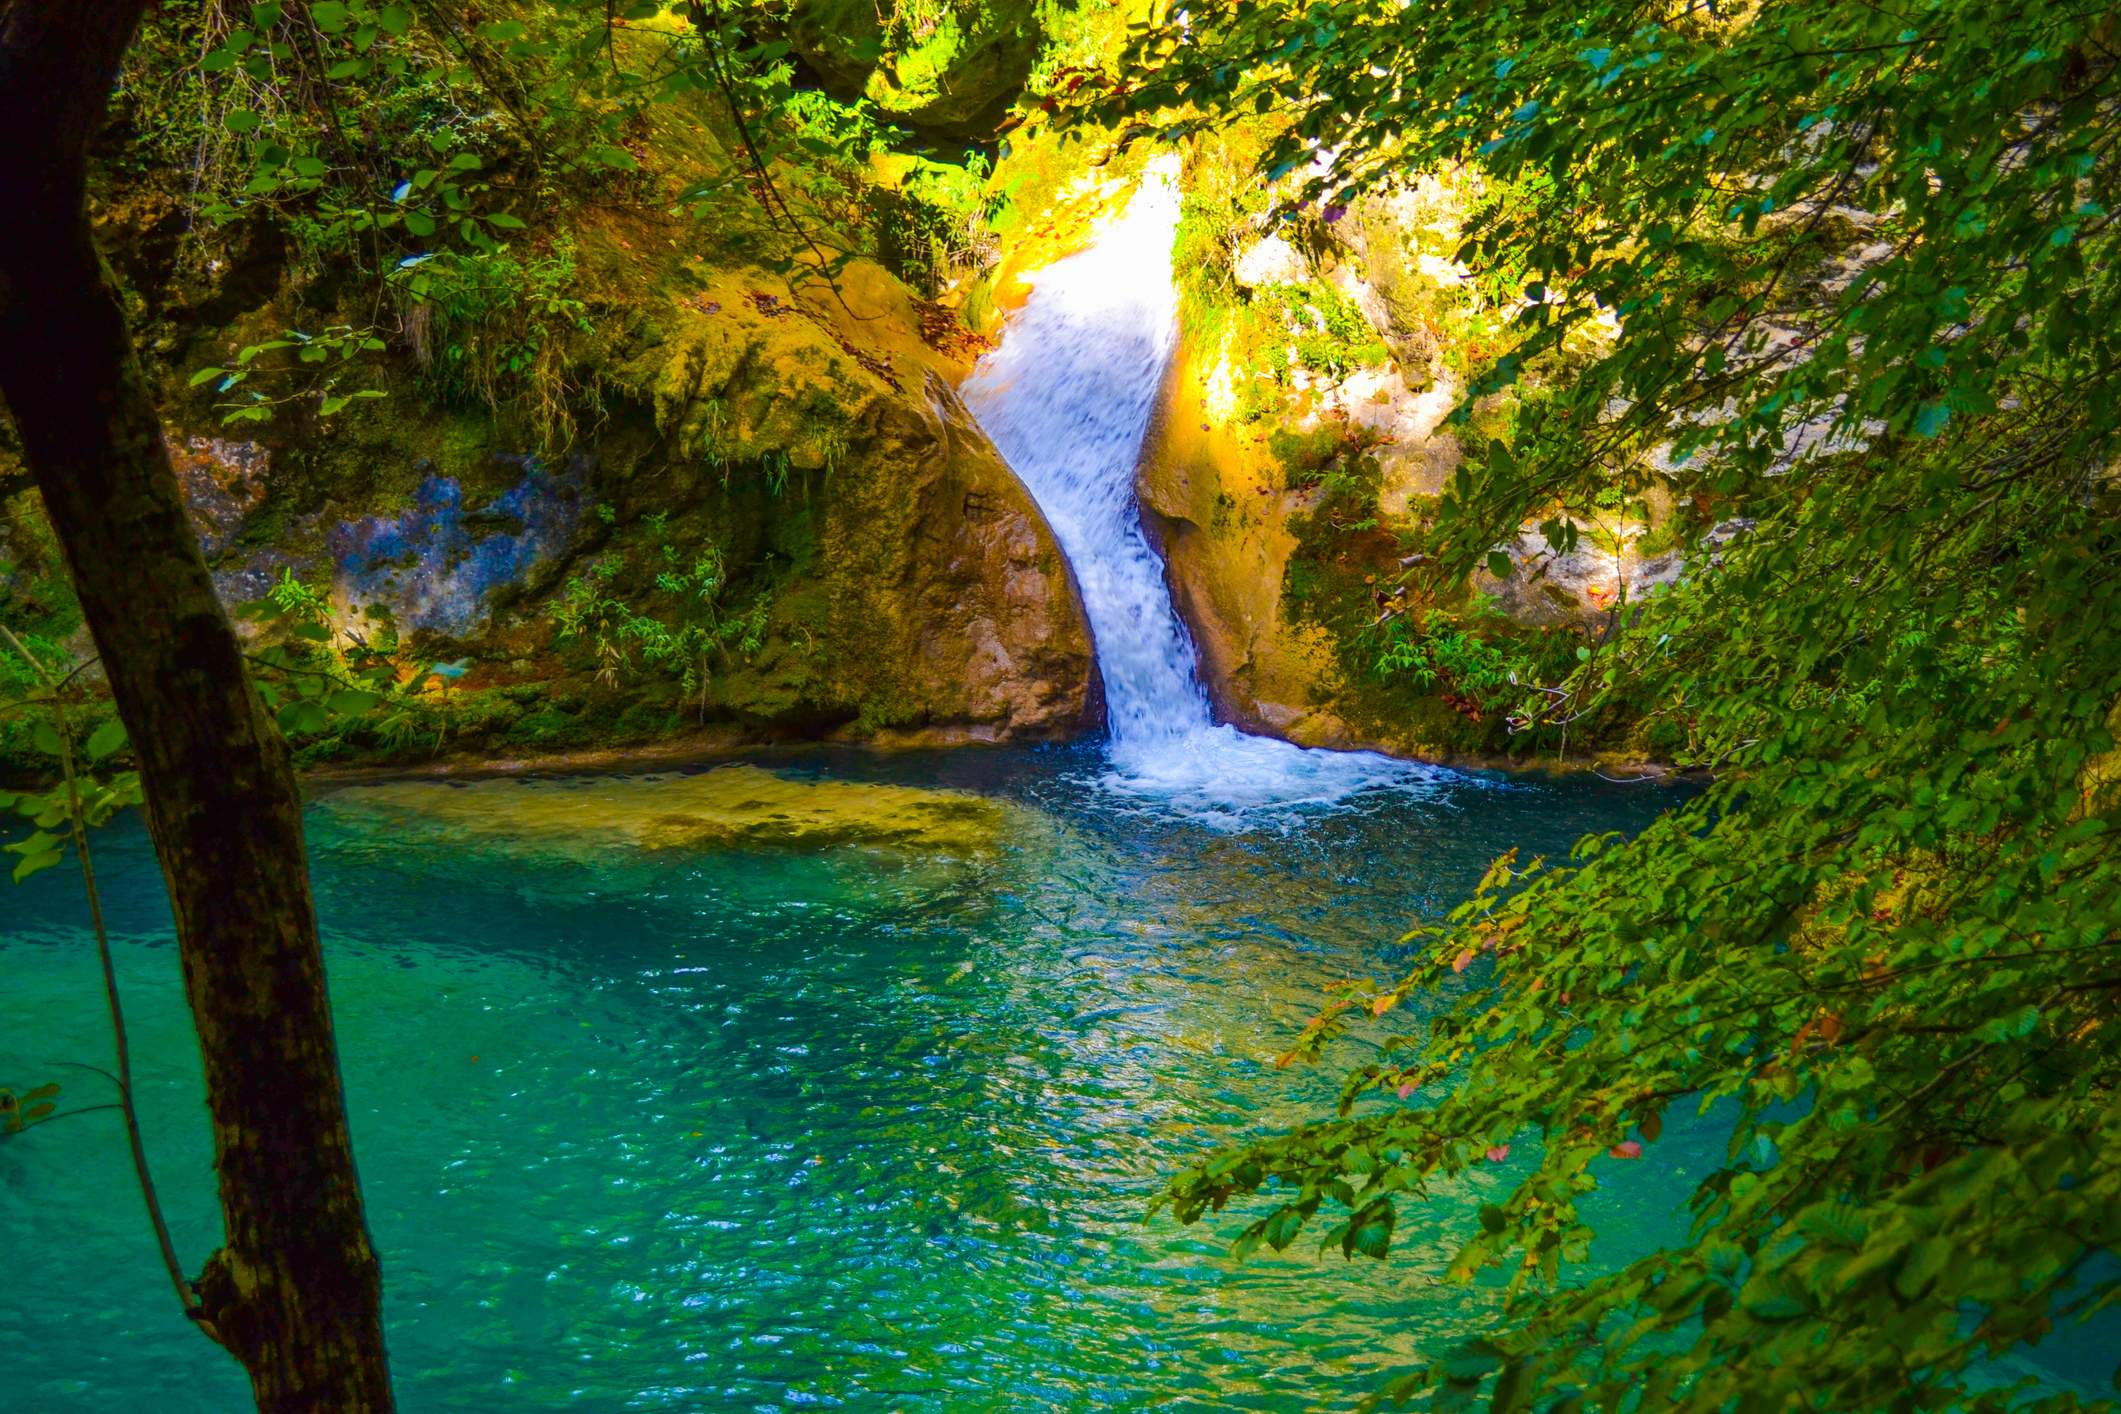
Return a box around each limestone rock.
[1233,235,1309,289]
[170,435,270,558]
[1137,348,1356,750]
[1476,524,1684,626]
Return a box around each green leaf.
[1346,1200,1395,1259]
[1894,1238,1953,1302]
[1486,551,1512,579]
[8,831,64,882]
[276,699,329,737]
[84,720,128,762]
[1263,1204,1305,1251]
[325,689,382,719]
[1975,1005,2041,1042]
[1436,1338,1504,1386]
[1491,1358,1532,1414]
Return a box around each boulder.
[619,261,1097,742]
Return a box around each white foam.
[962,159,1451,828]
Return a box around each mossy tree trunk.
[0,3,394,1409]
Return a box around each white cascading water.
[963,160,1444,825]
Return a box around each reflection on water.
[0,749,1819,1409]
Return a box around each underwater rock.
[326,766,1015,855]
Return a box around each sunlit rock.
[1233,235,1308,289]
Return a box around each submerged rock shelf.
[326,765,1017,856]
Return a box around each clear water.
[2,749,1700,1412]
[962,162,1432,824]
[3,750,2109,1410]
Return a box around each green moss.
[441,688,528,739]
[1262,280,1389,378]
[505,704,587,747]
[788,0,1045,138]
[1280,489,1595,759]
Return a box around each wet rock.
[328,460,583,637]
[1137,346,1353,749]
[623,264,1095,741]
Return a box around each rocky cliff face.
[1137,349,1345,746]
[26,241,1098,762]
[1137,164,1679,764]
[591,256,1097,744]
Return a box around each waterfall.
[962,160,1444,824]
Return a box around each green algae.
[324,764,1020,856]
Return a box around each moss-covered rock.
[604,258,1097,741]
[11,219,1095,777]
[785,0,1043,141]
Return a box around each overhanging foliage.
[1079,1,2121,1407]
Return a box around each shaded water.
[1,749,1696,1412]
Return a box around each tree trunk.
[0,4,395,1409]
